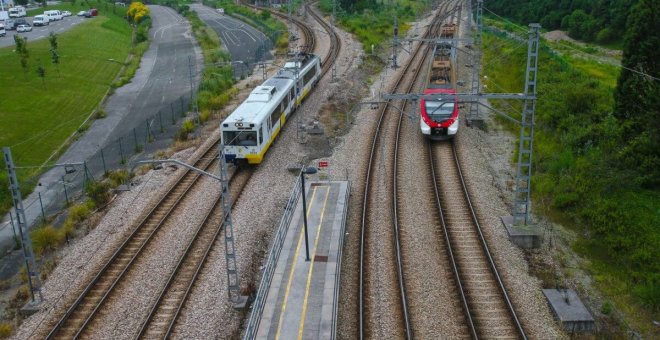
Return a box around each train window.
[303,68,315,86]
[425,101,455,121]
[269,109,280,131]
[223,131,258,146]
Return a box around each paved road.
[0,15,86,48]
[0,5,201,264]
[191,3,272,76]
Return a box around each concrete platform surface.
[256,181,349,340]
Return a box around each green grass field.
[0,7,132,213]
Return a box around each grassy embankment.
[0,2,134,216]
[481,24,659,335]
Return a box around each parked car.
[33,14,49,26]
[77,10,87,17]
[217,8,225,14]
[89,8,98,16]
[0,24,5,37]
[82,11,93,18]
[62,10,72,17]
[44,10,63,21]
[17,24,32,32]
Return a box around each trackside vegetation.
[318,0,430,54]
[482,9,658,333]
[0,3,134,216]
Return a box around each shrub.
[94,109,107,119]
[85,181,112,207]
[0,322,12,338]
[107,169,130,188]
[31,225,64,255]
[68,202,93,223]
[175,119,196,141]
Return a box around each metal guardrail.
[243,176,302,340]
[331,181,350,340]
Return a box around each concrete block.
[467,117,486,130]
[543,289,595,333]
[20,299,43,316]
[501,215,542,249]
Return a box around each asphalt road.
[0,5,201,260]
[191,3,273,76]
[0,15,86,48]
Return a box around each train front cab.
[420,90,459,140]
[222,127,264,165]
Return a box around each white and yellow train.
[221,53,321,164]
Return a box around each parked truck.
[9,6,27,18]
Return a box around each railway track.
[136,167,253,339]
[246,3,316,54]
[305,3,341,77]
[391,1,476,337]
[429,141,527,339]
[359,3,453,338]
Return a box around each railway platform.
[254,180,349,340]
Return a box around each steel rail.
[136,168,253,339]
[428,141,478,339]
[47,143,221,339]
[358,3,450,338]
[450,142,527,339]
[305,3,341,77]
[246,3,316,54]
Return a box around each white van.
[0,24,6,37]
[44,10,62,21]
[33,14,50,26]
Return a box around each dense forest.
[486,0,638,43]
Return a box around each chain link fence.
[1,94,194,249]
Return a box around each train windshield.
[425,100,455,121]
[223,131,258,146]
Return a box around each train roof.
[221,53,320,128]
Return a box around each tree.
[613,0,660,187]
[36,66,46,86]
[13,35,29,78]
[48,32,60,76]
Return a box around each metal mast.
[467,0,483,126]
[219,145,241,303]
[3,147,43,304]
[513,23,541,226]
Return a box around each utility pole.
[467,0,483,127]
[512,23,541,226]
[391,15,399,69]
[218,145,246,307]
[331,0,338,81]
[3,147,43,306]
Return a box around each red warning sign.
[318,161,329,168]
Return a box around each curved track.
[305,3,342,77]
[246,3,316,54]
[429,141,527,339]
[47,142,229,339]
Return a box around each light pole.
[300,166,317,261]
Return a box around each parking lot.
[0,15,86,48]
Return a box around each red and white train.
[420,23,460,140]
